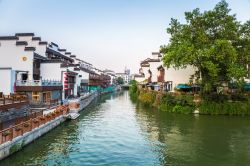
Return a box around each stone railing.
[16,80,62,86]
[0,105,69,145]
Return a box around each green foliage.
[199,100,250,115]
[129,80,138,101]
[129,80,137,85]
[202,93,248,102]
[161,0,250,92]
[135,90,196,113]
[161,94,194,106]
[159,93,195,113]
[172,105,194,114]
[138,91,156,106]
[134,89,250,115]
[10,140,25,154]
[117,77,124,85]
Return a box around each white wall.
[0,40,34,79]
[165,66,196,87]
[0,69,13,94]
[18,36,47,57]
[81,71,89,80]
[148,61,162,82]
[135,76,145,83]
[141,66,150,80]
[40,63,62,81]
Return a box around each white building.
[133,74,145,83]
[116,67,131,84]
[134,52,196,91]
[0,33,99,104]
[0,34,63,104]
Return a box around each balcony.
[15,80,62,92]
[16,80,62,86]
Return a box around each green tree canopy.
[161,0,250,93]
[117,77,124,85]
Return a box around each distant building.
[116,67,131,84]
[103,69,117,85]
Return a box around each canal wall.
[68,92,98,113]
[0,114,66,160]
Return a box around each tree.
[117,77,124,85]
[161,0,249,93]
[238,21,250,78]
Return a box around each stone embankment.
[0,105,69,160]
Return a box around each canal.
[1,91,250,166]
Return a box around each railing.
[42,80,62,86]
[16,80,41,86]
[16,80,62,86]
[0,105,69,145]
[0,94,28,106]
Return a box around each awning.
[176,84,192,89]
[243,83,250,89]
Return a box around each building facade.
[134,52,196,91]
[0,33,114,106]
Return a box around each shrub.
[138,90,156,106]
[23,123,29,128]
[199,100,250,115]
[2,130,11,137]
[230,94,248,101]
[172,105,193,114]
[129,81,138,101]
[202,93,229,102]
[159,93,194,113]
[15,127,22,131]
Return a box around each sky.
[0,0,250,73]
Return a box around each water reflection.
[134,100,250,166]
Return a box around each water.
[1,91,250,166]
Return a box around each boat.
[67,112,80,120]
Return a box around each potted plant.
[15,127,22,131]
[39,117,45,121]
[45,114,51,118]
[2,130,11,137]
[55,110,61,114]
[33,120,39,124]
[24,123,29,128]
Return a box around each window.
[32,92,40,101]
[22,73,28,80]
[43,92,51,103]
